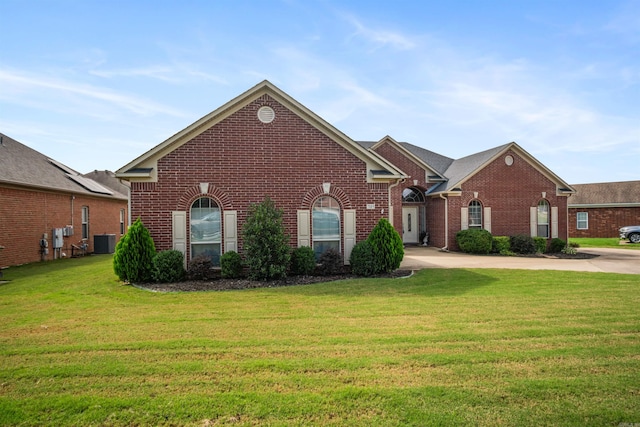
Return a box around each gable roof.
[0,133,127,199]
[426,142,575,195]
[569,180,640,207]
[358,136,450,182]
[116,80,406,182]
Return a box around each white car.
[619,225,640,244]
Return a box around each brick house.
[116,80,575,265]
[0,133,129,267]
[568,181,640,238]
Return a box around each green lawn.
[0,255,639,426]
[570,237,640,249]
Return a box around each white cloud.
[0,68,186,117]
[342,14,417,51]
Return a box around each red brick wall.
[129,95,391,262]
[569,207,640,238]
[0,185,128,267]
[373,141,439,236]
[440,149,569,250]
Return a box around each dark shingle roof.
[0,133,127,199]
[439,144,511,192]
[569,181,640,206]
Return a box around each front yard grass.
[570,237,640,249]
[0,255,638,426]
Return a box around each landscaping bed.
[136,269,414,292]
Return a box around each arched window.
[402,187,425,203]
[190,197,221,265]
[312,196,340,259]
[537,200,550,238]
[469,200,482,229]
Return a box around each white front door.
[402,207,419,243]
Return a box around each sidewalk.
[400,246,640,275]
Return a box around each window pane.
[191,198,221,243]
[192,243,221,266]
[577,212,588,230]
[313,196,340,259]
[538,224,549,238]
[402,187,424,203]
[313,197,340,239]
[469,200,482,228]
[313,240,340,259]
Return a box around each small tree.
[242,197,291,281]
[367,218,404,274]
[113,218,156,283]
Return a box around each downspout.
[566,193,572,243]
[388,178,405,225]
[438,193,449,251]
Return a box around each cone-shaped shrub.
[242,197,291,281]
[113,217,156,283]
[367,218,404,274]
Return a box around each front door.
[402,207,419,243]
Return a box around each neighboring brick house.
[568,181,640,238]
[116,80,575,265]
[0,133,129,267]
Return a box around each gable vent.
[257,106,275,123]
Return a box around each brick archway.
[301,184,352,210]
[177,184,233,211]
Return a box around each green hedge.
[456,229,493,254]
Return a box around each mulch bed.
[135,269,414,293]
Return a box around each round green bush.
[548,238,566,253]
[510,234,536,254]
[349,240,377,276]
[290,246,316,276]
[152,250,185,283]
[317,248,343,276]
[456,229,493,254]
[187,255,214,280]
[491,236,511,254]
[220,251,243,279]
[533,237,547,253]
[367,218,404,274]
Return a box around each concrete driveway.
[401,246,640,275]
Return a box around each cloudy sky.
[1,0,638,184]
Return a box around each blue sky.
[1,0,638,185]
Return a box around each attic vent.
[257,106,275,123]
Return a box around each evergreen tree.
[113,218,156,283]
[242,197,291,280]
[367,218,404,274]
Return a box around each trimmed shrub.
[242,197,291,281]
[367,218,404,274]
[349,240,377,277]
[187,255,215,280]
[113,218,156,283]
[290,246,316,276]
[491,236,511,254]
[220,251,243,279]
[456,229,493,254]
[317,248,343,276]
[549,238,566,254]
[533,237,547,254]
[152,250,185,283]
[510,234,536,254]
